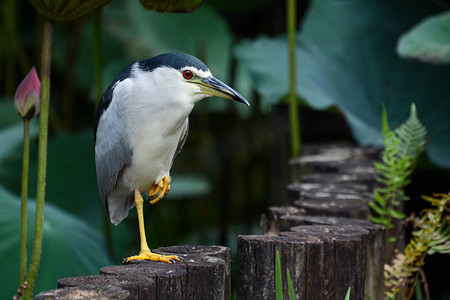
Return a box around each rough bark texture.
[35,285,130,300]
[58,275,155,299]
[238,225,370,300]
[154,246,231,299]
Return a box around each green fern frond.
[395,104,427,159]
[370,103,427,233]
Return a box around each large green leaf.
[0,100,24,128]
[0,186,111,298]
[235,0,450,168]
[0,122,38,162]
[0,99,39,162]
[397,11,450,64]
[28,131,103,229]
[167,174,212,199]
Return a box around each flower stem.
[23,19,53,300]
[287,0,300,157]
[19,118,30,285]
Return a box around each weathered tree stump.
[287,216,384,300]
[300,173,378,191]
[261,208,385,299]
[286,180,374,220]
[154,245,231,300]
[238,225,370,300]
[58,275,155,299]
[35,284,130,300]
[289,145,380,183]
[101,245,228,300]
[260,206,305,235]
[298,143,381,160]
[255,143,386,299]
[293,198,370,219]
[41,245,229,300]
[287,182,371,203]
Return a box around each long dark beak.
[198,76,250,106]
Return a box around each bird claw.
[149,176,170,204]
[123,249,180,264]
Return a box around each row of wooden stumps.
[237,144,385,299]
[35,144,385,299]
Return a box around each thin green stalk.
[287,0,300,157]
[92,11,103,106]
[23,19,53,300]
[19,119,30,285]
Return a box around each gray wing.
[172,118,189,165]
[94,81,132,212]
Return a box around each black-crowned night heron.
[94,53,249,263]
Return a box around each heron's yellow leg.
[124,189,179,263]
[149,176,170,204]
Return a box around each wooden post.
[261,201,385,298]
[35,245,230,300]
[289,144,380,190]
[238,225,370,299]
[154,245,231,300]
[287,182,372,204]
[58,275,155,299]
[293,198,370,219]
[35,285,130,300]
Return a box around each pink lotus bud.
[14,67,41,119]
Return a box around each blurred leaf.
[397,11,450,64]
[0,186,111,298]
[0,121,38,161]
[389,209,406,219]
[28,0,112,22]
[0,131,102,229]
[235,0,450,168]
[167,174,212,199]
[235,36,289,105]
[139,0,205,13]
[0,99,24,128]
[27,131,103,229]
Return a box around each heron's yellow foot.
[124,249,180,264]
[149,176,170,204]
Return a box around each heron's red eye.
[183,70,193,79]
